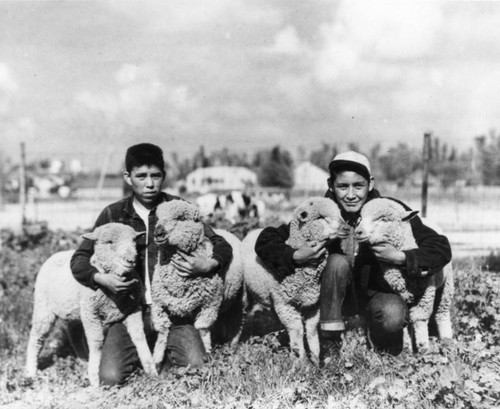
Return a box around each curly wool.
[151,200,224,359]
[242,197,344,365]
[357,198,454,351]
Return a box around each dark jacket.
[71,192,233,290]
[254,189,452,292]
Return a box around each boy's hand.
[293,240,328,267]
[172,252,219,277]
[371,244,406,265]
[94,272,138,294]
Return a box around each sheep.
[212,228,245,346]
[354,198,454,352]
[150,199,226,368]
[242,197,347,365]
[25,223,158,386]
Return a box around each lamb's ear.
[82,230,99,242]
[135,231,146,240]
[401,210,419,222]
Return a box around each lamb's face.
[154,200,203,250]
[293,197,348,241]
[83,223,143,276]
[355,199,417,246]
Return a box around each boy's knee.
[323,254,351,284]
[166,325,207,367]
[100,364,132,386]
[368,293,408,334]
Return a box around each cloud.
[108,0,281,32]
[269,25,306,55]
[76,63,166,121]
[0,63,18,115]
[313,1,443,89]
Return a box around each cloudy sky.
[1,0,500,171]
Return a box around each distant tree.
[309,142,338,171]
[209,148,251,167]
[428,137,470,188]
[474,131,500,185]
[379,143,420,186]
[257,145,294,188]
[193,145,210,168]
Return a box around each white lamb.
[151,200,227,367]
[354,198,454,352]
[242,197,347,365]
[25,223,157,386]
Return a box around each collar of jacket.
[121,191,179,218]
[323,188,382,224]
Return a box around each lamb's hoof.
[439,338,456,355]
[310,354,320,368]
[416,345,430,355]
[20,375,35,388]
[291,356,310,371]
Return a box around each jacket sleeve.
[203,223,233,279]
[403,216,452,277]
[254,224,296,280]
[70,209,110,290]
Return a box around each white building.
[294,161,329,192]
[185,166,257,193]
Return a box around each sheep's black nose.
[154,225,167,242]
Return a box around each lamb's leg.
[229,285,247,347]
[123,312,158,377]
[81,317,105,387]
[194,305,220,353]
[409,284,436,352]
[304,307,320,366]
[151,303,171,368]
[273,300,305,360]
[25,311,57,378]
[384,269,414,304]
[402,327,412,351]
[434,273,454,341]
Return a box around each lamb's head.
[154,199,204,253]
[289,197,348,247]
[83,223,144,276]
[355,198,419,248]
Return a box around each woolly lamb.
[354,198,454,351]
[25,223,157,386]
[242,197,347,365]
[151,200,225,367]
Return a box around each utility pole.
[19,142,27,227]
[421,132,431,218]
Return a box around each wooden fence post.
[421,132,431,217]
[19,142,27,227]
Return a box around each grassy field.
[1,223,500,408]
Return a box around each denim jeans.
[319,253,409,355]
[67,314,207,386]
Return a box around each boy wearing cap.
[255,151,451,357]
[70,143,233,385]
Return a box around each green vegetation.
[1,226,499,408]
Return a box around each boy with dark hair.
[70,143,233,385]
[255,151,451,357]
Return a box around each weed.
[1,228,499,408]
